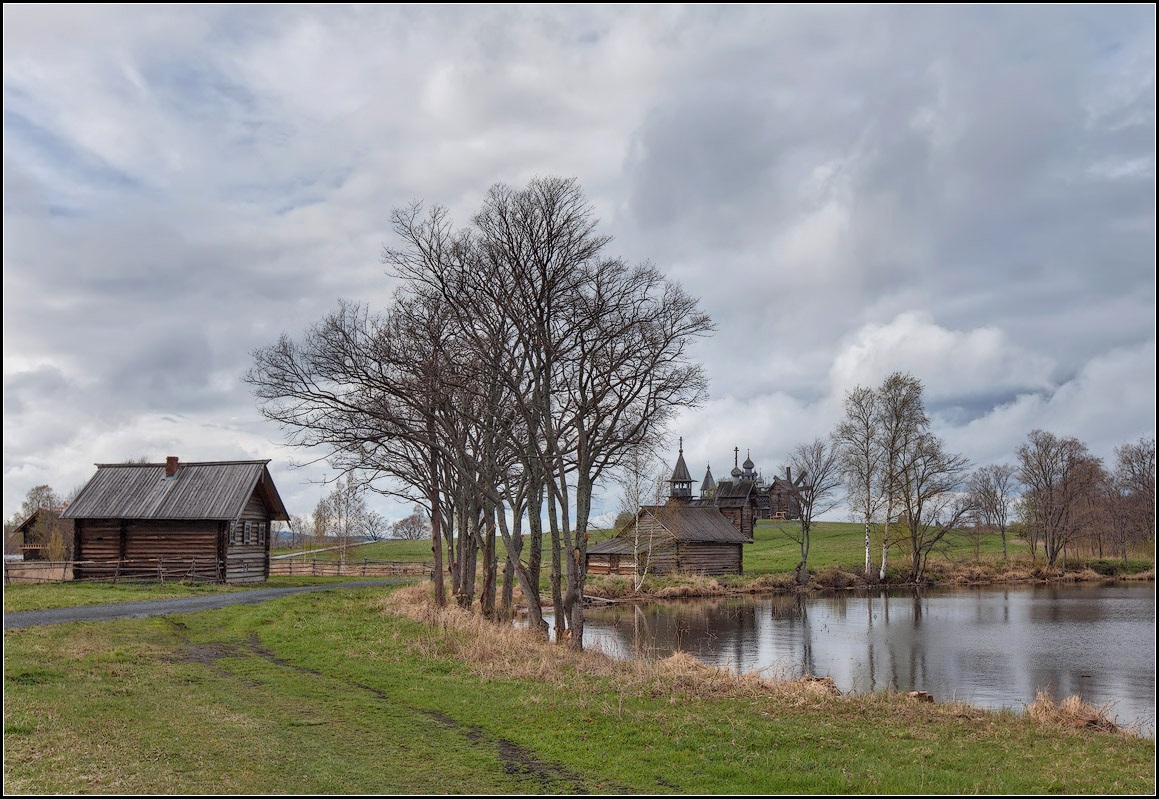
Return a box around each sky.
[3,5,1155,527]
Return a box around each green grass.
[4,586,1153,794]
[273,537,435,562]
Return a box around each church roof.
[700,465,715,492]
[589,504,748,553]
[670,449,692,483]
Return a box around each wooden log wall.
[676,542,743,576]
[74,519,222,580]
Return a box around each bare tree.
[835,385,884,579]
[382,177,712,647]
[1115,436,1156,554]
[966,463,1018,560]
[1100,468,1134,566]
[893,431,973,582]
[363,510,389,542]
[287,513,312,549]
[781,437,843,585]
[1016,430,1102,567]
[248,297,459,607]
[327,473,374,564]
[389,507,429,540]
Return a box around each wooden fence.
[3,558,223,584]
[268,557,432,578]
[4,557,433,584]
[3,560,74,584]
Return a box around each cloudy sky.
[4,5,1155,525]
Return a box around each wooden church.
[587,442,752,577]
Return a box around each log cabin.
[62,457,289,583]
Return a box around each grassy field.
[7,521,1150,616]
[4,583,1154,794]
[272,537,434,562]
[280,519,1154,573]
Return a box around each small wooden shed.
[587,504,749,577]
[62,457,289,583]
[11,506,71,561]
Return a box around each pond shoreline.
[579,561,1156,604]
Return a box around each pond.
[570,582,1156,736]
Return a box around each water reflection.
[576,582,1155,735]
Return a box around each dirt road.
[3,579,409,629]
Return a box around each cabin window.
[228,521,238,545]
[257,522,266,546]
[244,520,253,545]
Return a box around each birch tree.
[835,386,883,579]
[874,373,927,581]
[614,443,667,591]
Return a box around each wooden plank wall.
[225,492,270,583]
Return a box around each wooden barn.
[588,444,750,577]
[62,457,289,583]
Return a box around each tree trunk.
[546,484,566,643]
[480,505,497,619]
[428,484,445,607]
[863,517,872,579]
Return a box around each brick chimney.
[165,456,179,477]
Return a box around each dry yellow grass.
[1027,689,1122,734]
[380,583,844,707]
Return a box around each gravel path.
[3,579,409,629]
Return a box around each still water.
[574,582,1156,735]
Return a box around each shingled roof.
[589,503,748,554]
[61,460,289,522]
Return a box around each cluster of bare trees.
[832,373,972,583]
[247,177,713,648]
[826,372,1154,581]
[304,475,389,561]
[1015,432,1154,566]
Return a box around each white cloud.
[828,311,1057,404]
[3,5,1154,525]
